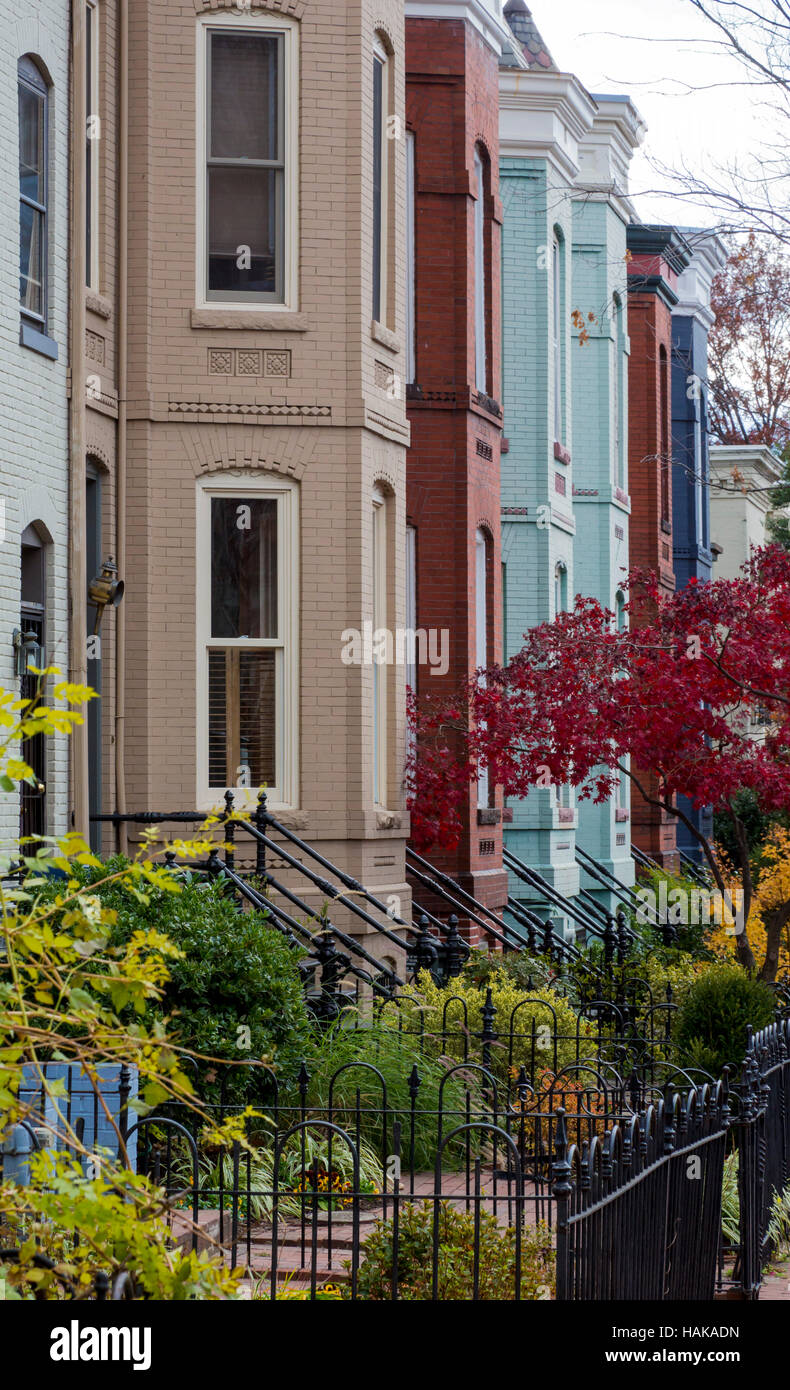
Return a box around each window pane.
[208,166,280,295]
[19,83,44,203]
[211,497,277,639]
[19,202,43,317]
[208,648,276,788]
[372,55,383,320]
[210,32,279,162]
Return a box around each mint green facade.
[571,182,636,913]
[499,73,643,930]
[499,151,580,932]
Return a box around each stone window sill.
[191,307,309,332]
[20,321,58,360]
[371,320,400,353]
[86,289,112,320]
[554,441,571,465]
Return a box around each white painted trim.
[195,11,299,312]
[405,0,511,55]
[195,474,299,811]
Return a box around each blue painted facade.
[671,237,728,862]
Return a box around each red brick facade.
[405,16,507,927]
[626,226,691,871]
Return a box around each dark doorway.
[86,466,102,852]
[19,525,46,843]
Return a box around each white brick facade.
[0,4,71,845]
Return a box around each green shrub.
[347,1201,554,1300]
[31,859,311,1100]
[674,963,776,1077]
[400,969,596,1085]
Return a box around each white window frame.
[405,129,416,384]
[195,475,299,811]
[372,487,388,806]
[552,234,563,443]
[86,0,100,290]
[195,12,299,312]
[474,147,487,393]
[372,40,389,327]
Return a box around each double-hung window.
[19,57,48,326]
[85,1,100,288]
[199,16,297,305]
[372,42,389,325]
[197,480,298,807]
[474,147,487,393]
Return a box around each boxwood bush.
[31,858,311,1101]
[674,963,776,1078]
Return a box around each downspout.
[115,0,128,854]
[69,0,89,840]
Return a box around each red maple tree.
[406,547,790,979]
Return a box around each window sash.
[86,1,100,289]
[474,150,487,393]
[552,238,562,443]
[372,50,387,324]
[203,24,288,304]
[19,68,47,323]
[197,483,297,806]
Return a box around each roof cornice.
[499,69,597,178]
[405,0,513,54]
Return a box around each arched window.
[612,293,625,488]
[18,56,49,326]
[372,37,392,326]
[474,145,489,394]
[552,229,565,445]
[659,344,670,523]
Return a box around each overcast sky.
[531,0,768,228]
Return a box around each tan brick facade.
[82,0,412,958]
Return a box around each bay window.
[198,15,297,306]
[197,480,298,807]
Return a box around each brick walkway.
[758,1255,790,1300]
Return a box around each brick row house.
[0,0,737,953]
[404,0,511,926]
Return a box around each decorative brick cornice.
[179,424,315,480]
[194,0,305,17]
[168,400,330,419]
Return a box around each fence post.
[552,1108,572,1301]
[480,988,497,1073]
[445,914,463,979]
[223,788,235,872]
[118,1064,131,1163]
[254,789,268,881]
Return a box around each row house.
[626,223,691,872]
[671,233,728,861]
[498,4,591,925]
[404,0,511,924]
[1,1,71,848]
[571,96,644,916]
[499,2,643,923]
[73,0,414,974]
